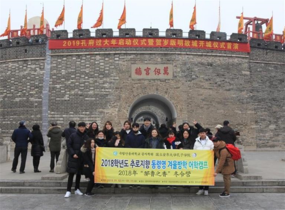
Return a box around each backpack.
[219,144,241,161]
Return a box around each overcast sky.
[0,0,284,39]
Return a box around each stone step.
[0,180,284,187]
[1,186,285,194]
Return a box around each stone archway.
[128,94,177,127]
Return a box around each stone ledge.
[41,173,68,181]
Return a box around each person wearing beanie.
[194,128,214,196]
[65,122,89,198]
[139,117,154,139]
[30,124,44,172]
[213,137,235,198]
[47,122,63,173]
[11,121,33,174]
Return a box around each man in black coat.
[139,117,154,139]
[125,123,146,148]
[216,120,236,145]
[62,121,77,152]
[11,121,32,174]
[64,122,89,198]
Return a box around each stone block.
[250,38,265,48]
[30,35,48,44]
[266,41,283,51]
[11,37,29,46]
[73,29,91,38]
[188,30,206,39]
[230,33,248,43]
[119,28,136,37]
[166,29,183,38]
[0,145,8,163]
[210,31,227,40]
[0,39,11,48]
[50,30,68,39]
[95,29,113,37]
[143,28,159,37]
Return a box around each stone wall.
[0,39,284,149]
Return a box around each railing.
[7,24,53,39]
[247,30,284,43]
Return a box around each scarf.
[166,137,176,144]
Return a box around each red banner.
[49,38,250,52]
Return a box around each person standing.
[213,137,235,198]
[30,124,44,173]
[120,121,132,142]
[62,121,77,148]
[194,128,214,196]
[11,121,32,174]
[177,129,195,149]
[145,128,164,149]
[103,121,114,142]
[81,138,96,196]
[87,122,99,139]
[47,122,63,173]
[139,117,154,139]
[64,122,89,198]
[125,123,145,148]
[216,120,236,145]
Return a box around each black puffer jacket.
[30,125,44,157]
[216,126,236,145]
[67,130,89,174]
[104,129,114,142]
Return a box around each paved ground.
[0,193,284,210]
[0,151,284,181]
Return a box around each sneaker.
[129,185,133,189]
[64,191,71,198]
[98,185,104,188]
[34,170,41,173]
[49,169,54,173]
[118,184,122,188]
[196,190,204,195]
[11,169,16,173]
[137,186,141,189]
[111,184,115,188]
[19,171,25,174]
[84,192,95,196]
[204,190,209,196]
[75,189,83,196]
[219,192,230,198]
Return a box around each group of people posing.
[10,118,237,198]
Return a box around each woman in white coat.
[194,128,214,196]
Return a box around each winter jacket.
[108,136,125,147]
[62,127,76,145]
[30,129,44,157]
[214,141,235,175]
[120,129,132,142]
[67,130,89,174]
[216,126,236,145]
[164,137,180,149]
[104,129,114,142]
[81,145,96,178]
[158,127,169,139]
[177,137,195,149]
[145,137,164,149]
[177,123,203,144]
[125,131,145,148]
[47,126,63,152]
[95,138,108,147]
[139,124,154,139]
[11,126,32,148]
[194,136,214,150]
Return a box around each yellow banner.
[95,148,215,186]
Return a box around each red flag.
[20,9,27,36]
[238,12,244,34]
[117,4,126,29]
[78,5,83,29]
[169,2,174,28]
[264,16,273,39]
[55,6,65,27]
[39,7,44,34]
[0,13,11,37]
[189,5,196,30]
[92,3,103,28]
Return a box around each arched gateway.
[128,94,177,127]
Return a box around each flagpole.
[64,0,65,29]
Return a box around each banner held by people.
[95,148,215,186]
